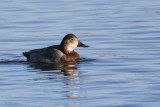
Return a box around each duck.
[23,34,88,64]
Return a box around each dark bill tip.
[78,41,89,47]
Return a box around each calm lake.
[1,0,160,107]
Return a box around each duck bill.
[78,41,89,47]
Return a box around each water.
[0,0,160,107]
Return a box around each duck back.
[23,45,63,63]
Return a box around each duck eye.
[71,38,75,41]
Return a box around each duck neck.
[60,45,73,55]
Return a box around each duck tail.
[23,52,30,61]
[23,52,29,57]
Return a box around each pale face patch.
[67,44,77,52]
[65,37,79,52]
[67,40,78,52]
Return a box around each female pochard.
[23,34,88,63]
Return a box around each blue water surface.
[0,0,160,107]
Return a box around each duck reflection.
[61,63,79,76]
[29,61,79,76]
[28,62,81,98]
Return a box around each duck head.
[60,34,89,53]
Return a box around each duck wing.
[23,45,63,63]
